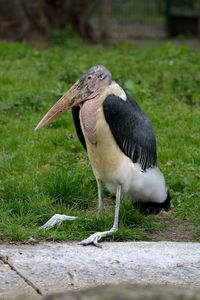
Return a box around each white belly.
[80,106,167,204]
[105,161,167,204]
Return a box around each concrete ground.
[0,241,200,299]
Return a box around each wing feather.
[103,93,157,171]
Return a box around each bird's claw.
[39,214,77,230]
[79,232,102,247]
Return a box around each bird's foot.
[39,214,77,230]
[79,226,117,247]
[79,232,103,247]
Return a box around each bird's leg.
[39,179,103,230]
[79,184,121,247]
[97,178,104,215]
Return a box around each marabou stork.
[35,65,171,247]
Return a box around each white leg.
[39,214,77,230]
[97,178,104,215]
[79,184,122,247]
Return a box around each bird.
[35,65,171,247]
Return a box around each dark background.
[0,0,200,46]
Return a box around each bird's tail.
[133,191,171,215]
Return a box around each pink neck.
[80,98,98,144]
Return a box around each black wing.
[72,106,87,151]
[103,94,157,171]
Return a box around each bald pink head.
[35,65,112,130]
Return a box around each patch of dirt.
[148,212,196,242]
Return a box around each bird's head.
[35,65,112,130]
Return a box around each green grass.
[0,39,200,242]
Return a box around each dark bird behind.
[35,65,171,246]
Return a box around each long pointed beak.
[35,80,90,130]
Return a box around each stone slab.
[0,259,37,299]
[0,241,200,299]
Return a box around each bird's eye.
[87,75,92,80]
